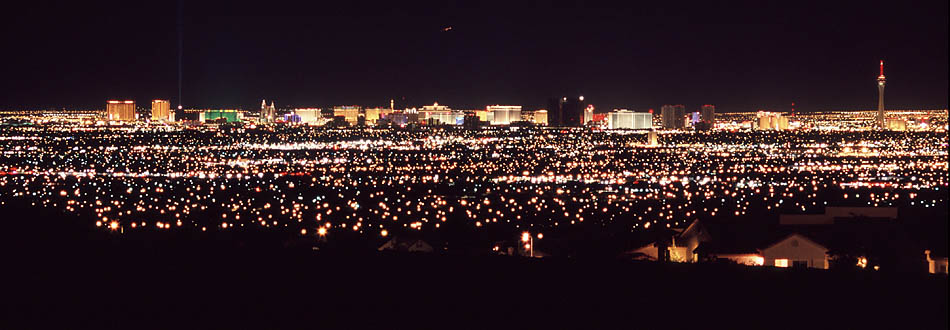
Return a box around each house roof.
[760,233,829,253]
[379,236,433,252]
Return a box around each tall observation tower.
[876,60,886,128]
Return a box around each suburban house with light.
[760,233,829,269]
[627,220,830,269]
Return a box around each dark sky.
[1,0,947,112]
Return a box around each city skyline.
[1,1,947,111]
[1,1,947,326]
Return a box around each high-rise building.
[756,111,789,130]
[521,110,548,126]
[877,60,886,129]
[106,100,136,121]
[547,96,586,126]
[364,108,393,126]
[424,110,464,125]
[418,103,459,125]
[660,104,686,129]
[333,106,362,125]
[583,105,594,125]
[487,105,522,125]
[292,108,324,125]
[474,109,494,123]
[200,110,243,123]
[647,130,658,146]
[886,119,906,131]
[151,100,171,121]
[701,104,715,125]
[607,110,652,129]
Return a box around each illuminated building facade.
[474,109,493,123]
[151,100,171,121]
[886,119,906,131]
[333,106,362,125]
[607,110,652,129]
[521,110,548,125]
[519,110,547,125]
[426,110,465,125]
[756,111,790,130]
[421,103,450,112]
[260,100,276,123]
[106,100,136,121]
[487,105,522,125]
[200,110,242,123]
[292,108,324,124]
[364,108,393,125]
[661,104,686,129]
[761,234,829,269]
[416,103,458,125]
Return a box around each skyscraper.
[660,104,686,129]
[607,110,652,129]
[333,106,362,125]
[488,105,522,125]
[877,60,886,129]
[547,96,586,127]
[364,108,393,126]
[700,105,715,125]
[521,110,548,126]
[151,100,171,121]
[106,100,136,121]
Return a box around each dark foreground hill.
[1,204,946,329]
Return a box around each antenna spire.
[879,60,884,77]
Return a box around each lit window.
[774,259,789,267]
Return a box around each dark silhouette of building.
[547,96,586,127]
[661,104,686,129]
[701,104,715,125]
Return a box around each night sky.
[1,0,946,112]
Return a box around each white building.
[761,233,829,269]
[608,110,652,129]
[487,105,522,125]
[425,110,465,125]
[418,103,463,125]
[292,108,323,125]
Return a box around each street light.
[521,231,536,258]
